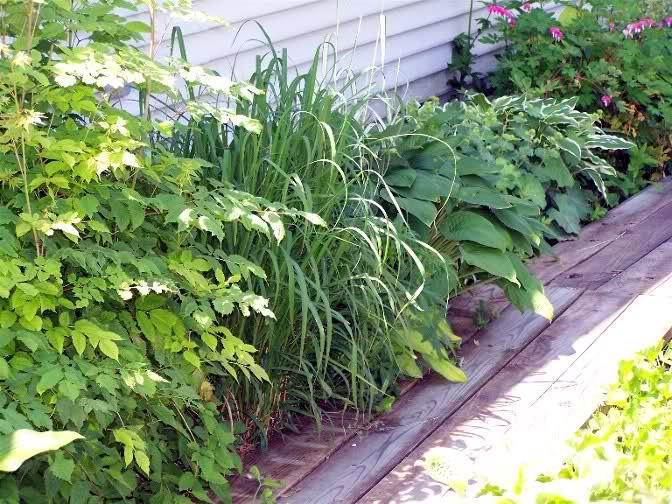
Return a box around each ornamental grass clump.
[166,44,460,443]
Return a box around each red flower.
[549,27,564,41]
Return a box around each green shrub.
[484,0,672,192]
[372,93,631,316]
[0,0,304,501]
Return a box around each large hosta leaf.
[394,310,465,382]
[457,186,514,209]
[395,172,459,201]
[440,210,512,251]
[493,207,540,244]
[385,168,417,188]
[411,141,454,171]
[381,192,438,226]
[460,243,519,285]
[585,134,634,151]
[455,156,500,176]
[0,430,84,472]
[502,253,553,320]
[423,351,467,382]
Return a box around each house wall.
[128,0,502,101]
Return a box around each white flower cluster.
[54,50,146,89]
[179,65,232,94]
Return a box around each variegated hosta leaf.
[585,134,635,150]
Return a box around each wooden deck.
[231,179,672,504]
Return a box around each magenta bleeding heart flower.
[623,18,656,37]
[488,4,516,25]
[600,95,612,107]
[521,2,533,12]
[549,27,564,41]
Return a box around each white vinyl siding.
[128,0,499,100]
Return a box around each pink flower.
[549,26,564,41]
[609,22,615,32]
[623,18,656,37]
[521,2,533,12]
[663,17,672,28]
[600,95,612,107]
[488,4,516,25]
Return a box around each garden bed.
[4,1,672,502]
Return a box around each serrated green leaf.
[50,451,75,482]
[0,311,16,329]
[98,339,119,361]
[36,367,64,395]
[134,450,150,475]
[71,330,86,356]
[183,350,201,369]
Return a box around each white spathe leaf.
[0,430,84,472]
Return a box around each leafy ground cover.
[484,0,672,194]
[0,0,303,501]
[471,342,672,503]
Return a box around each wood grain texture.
[492,294,672,476]
[359,291,632,503]
[279,287,583,504]
[551,200,672,290]
[530,179,672,284]
[594,239,672,297]
[231,412,364,503]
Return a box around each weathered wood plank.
[359,291,633,503]
[594,239,672,297]
[488,294,672,477]
[530,179,672,284]
[231,413,363,502]
[551,200,672,290]
[279,286,583,504]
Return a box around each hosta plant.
[0,0,310,501]
[373,93,631,317]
